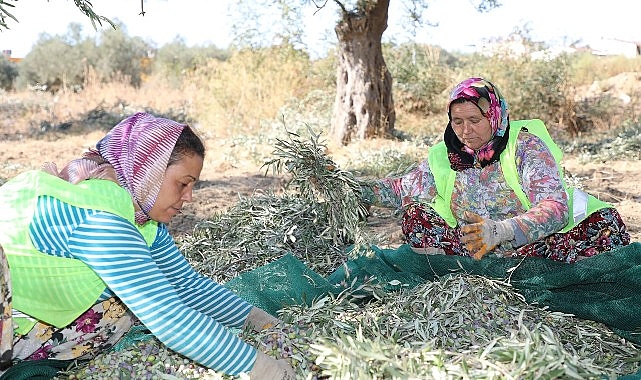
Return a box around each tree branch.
[310,0,330,16]
[72,0,115,30]
[0,0,18,30]
[332,0,348,16]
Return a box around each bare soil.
[1,131,639,245]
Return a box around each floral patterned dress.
[363,132,630,263]
[11,297,134,362]
[0,245,12,371]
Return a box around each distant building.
[2,49,23,63]
[476,35,641,59]
[590,38,641,57]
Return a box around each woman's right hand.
[461,211,515,260]
[249,351,295,379]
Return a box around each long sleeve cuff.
[508,219,528,247]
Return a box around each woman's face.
[148,153,204,224]
[450,101,493,151]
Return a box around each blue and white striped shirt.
[28,195,257,375]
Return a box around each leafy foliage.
[0,0,17,30]
[0,55,17,90]
[92,24,150,88]
[153,38,229,88]
[1,0,113,31]
[180,192,347,280]
[384,42,455,115]
[15,23,152,91]
[263,127,370,245]
[17,33,86,91]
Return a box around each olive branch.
[262,126,369,246]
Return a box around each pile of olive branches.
[180,127,376,280]
[280,274,640,379]
[60,128,641,379]
[61,275,641,379]
[262,128,370,246]
[180,192,353,280]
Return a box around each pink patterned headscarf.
[444,77,511,171]
[43,112,186,225]
[447,77,509,138]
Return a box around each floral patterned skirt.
[0,243,136,374]
[0,244,12,371]
[402,205,631,263]
[11,297,135,363]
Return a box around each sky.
[1,0,640,59]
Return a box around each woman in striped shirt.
[0,112,294,378]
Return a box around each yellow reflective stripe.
[428,142,458,227]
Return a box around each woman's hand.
[461,211,514,260]
[249,351,295,379]
[243,307,280,331]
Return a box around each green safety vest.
[427,119,611,230]
[0,170,158,334]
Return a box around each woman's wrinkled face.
[148,153,204,224]
[450,101,493,151]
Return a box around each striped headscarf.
[43,112,186,225]
[443,77,510,171]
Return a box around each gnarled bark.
[330,0,395,145]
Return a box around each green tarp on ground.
[225,242,641,345]
[225,242,641,379]
[5,243,640,379]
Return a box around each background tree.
[331,0,394,145]
[93,23,151,87]
[15,22,152,91]
[0,54,18,90]
[17,28,86,92]
[232,0,502,145]
[154,38,230,88]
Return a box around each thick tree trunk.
[330,0,395,145]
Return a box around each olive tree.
[16,22,150,91]
[93,24,151,87]
[0,0,113,30]
[0,55,18,90]
[17,23,92,92]
[232,0,501,145]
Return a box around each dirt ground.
[1,131,639,245]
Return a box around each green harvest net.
[226,242,641,347]
[7,243,640,379]
[224,241,641,379]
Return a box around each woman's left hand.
[243,307,281,331]
[461,211,515,260]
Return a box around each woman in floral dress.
[362,77,630,263]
